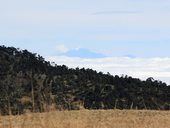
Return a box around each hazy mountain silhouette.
[59,48,106,58]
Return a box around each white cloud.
[46,56,170,84]
[92,10,139,15]
[55,44,69,53]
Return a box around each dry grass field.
[0,110,170,128]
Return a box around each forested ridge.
[0,45,170,115]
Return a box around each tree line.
[0,45,170,115]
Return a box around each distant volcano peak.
[58,48,106,58]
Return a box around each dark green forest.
[0,45,170,115]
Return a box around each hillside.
[0,45,170,115]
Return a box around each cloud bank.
[46,56,170,85]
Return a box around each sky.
[1,0,170,84]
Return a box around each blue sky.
[1,0,170,57]
[1,0,170,83]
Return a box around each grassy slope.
[0,110,170,128]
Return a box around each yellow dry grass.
[0,110,170,128]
